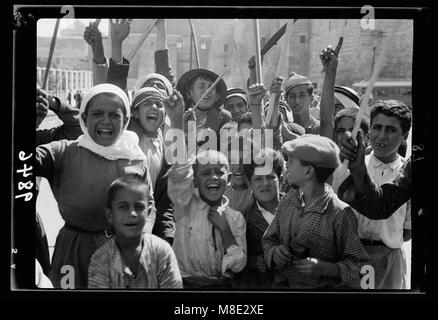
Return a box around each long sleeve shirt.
[339,157,412,220]
[262,185,370,289]
[167,163,247,280]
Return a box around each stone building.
[37,18,413,93]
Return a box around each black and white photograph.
[10,3,433,307]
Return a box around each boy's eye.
[117,203,128,210]
[134,203,146,211]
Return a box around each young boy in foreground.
[262,135,370,289]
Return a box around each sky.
[37,19,109,37]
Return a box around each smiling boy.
[284,73,320,135]
[176,68,232,135]
[88,174,182,288]
[167,150,246,288]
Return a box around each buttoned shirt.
[355,153,410,249]
[262,184,370,289]
[167,164,247,280]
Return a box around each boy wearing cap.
[176,68,232,136]
[262,135,370,289]
[223,87,249,127]
[284,73,320,135]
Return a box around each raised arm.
[106,19,131,91]
[319,37,343,139]
[155,19,176,87]
[36,88,82,145]
[84,20,107,85]
[338,130,412,219]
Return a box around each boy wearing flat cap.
[262,135,370,289]
[176,68,232,135]
[284,73,320,135]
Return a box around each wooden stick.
[343,20,402,168]
[188,19,200,69]
[253,19,263,84]
[266,19,294,124]
[126,19,158,61]
[42,18,61,90]
[192,67,229,111]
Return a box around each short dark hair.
[370,100,412,135]
[188,74,216,91]
[243,148,285,181]
[299,160,335,184]
[106,174,149,209]
[334,107,370,135]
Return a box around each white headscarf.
[77,83,146,161]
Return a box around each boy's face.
[225,96,248,122]
[334,116,369,148]
[285,156,308,186]
[133,99,165,133]
[249,171,279,204]
[83,94,127,146]
[286,85,312,116]
[334,97,345,116]
[370,113,405,162]
[188,78,220,111]
[107,185,149,240]
[195,163,228,204]
[142,78,169,97]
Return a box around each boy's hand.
[208,206,228,231]
[319,37,343,74]
[293,257,337,277]
[256,255,267,273]
[339,130,366,172]
[270,76,284,96]
[164,90,185,121]
[110,19,132,44]
[272,245,292,268]
[247,83,267,107]
[248,54,264,70]
[83,21,102,47]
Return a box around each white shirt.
[167,164,247,279]
[355,152,411,249]
[256,201,274,225]
[138,128,164,187]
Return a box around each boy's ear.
[132,109,139,119]
[105,208,112,225]
[304,166,314,179]
[81,113,87,125]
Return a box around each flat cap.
[284,73,313,94]
[282,134,340,168]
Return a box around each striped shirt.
[88,233,183,289]
[262,184,370,289]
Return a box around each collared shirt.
[88,233,183,289]
[262,184,370,289]
[167,164,247,280]
[355,153,410,249]
[256,201,274,225]
[138,128,164,187]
